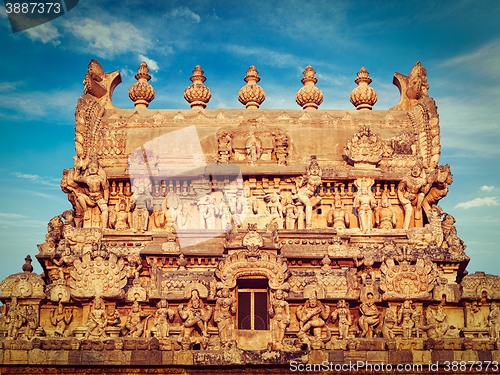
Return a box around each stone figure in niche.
[245,135,262,163]
[123,301,150,338]
[375,190,396,230]
[6,297,23,338]
[354,178,376,233]
[110,198,131,231]
[331,300,352,340]
[219,201,232,231]
[50,301,73,337]
[274,133,289,166]
[283,196,297,229]
[131,178,151,232]
[296,204,305,229]
[269,287,290,350]
[150,299,175,338]
[197,195,209,229]
[441,213,465,252]
[398,300,416,339]
[151,205,167,231]
[358,292,380,338]
[382,308,397,340]
[295,156,322,229]
[84,297,107,339]
[422,164,453,217]
[327,191,349,230]
[265,192,284,229]
[61,209,76,237]
[127,251,142,280]
[488,302,500,340]
[73,153,110,229]
[214,287,237,349]
[105,304,121,327]
[397,161,427,230]
[205,195,218,230]
[24,305,39,338]
[296,291,331,349]
[230,190,247,227]
[178,290,213,350]
[423,305,449,339]
[51,243,76,280]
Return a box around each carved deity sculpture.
[204,195,218,230]
[230,190,248,227]
[358,292,380,338]
[24,305,39,338]
[382,308,397,340]
[375,190,396,230]
[296,292,330,349]
[72,154,110,229]
[50,301,73,337]
[398,300,417,339]
[269,288,290,350]
[150,299,175,338]
[123,301,150,338]
[397,161,427,230]
[441,213,465,252]
[265,192,284,230]
[217,132,232,163]
[131,178,151,232]
[219,202,232,231]
[327,191,349,230]
[488,302,500,340]
[245,135,262,163]
[84,298,107,339]
[151,205,167,231]
[424,305,449,339]
[105,304,121,327]
[110,198,131,231]
[296,156,322,229]
[354,178,376,233]
[331,300,352,340]
[214,287,237,349]
[6,297,23,339]
[178,290,213,350]
[283,196,297,230]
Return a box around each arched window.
[237,278,268,330]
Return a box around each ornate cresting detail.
[238,65,265,109]
[344,125,384,167]
[184,65,211,109]
[350,67,377,110]
[296,65,323,110]
[215,250,289,289]
[74,95,105,168]
[128,62,155,109]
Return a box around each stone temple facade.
[0,59,499,374]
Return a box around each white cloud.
[224,45,300,68]
[455,197,500,209]
[168,7,201,23]
[63,18,151,59]
[11,172,60,188]
[25,23,61,45]
[481,185,495,191]
[138,55,159,71]
[0,212,27,219]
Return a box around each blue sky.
[0,0,499,281]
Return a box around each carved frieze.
[461,272,500,300]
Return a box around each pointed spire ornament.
[349,67,378,110]
[238,65,265,109]
[129,61,155,109]
[296,65,323,110]
[184,65,212,109]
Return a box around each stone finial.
[350,67,378,110]
[296,65,323,110]
[22,255,33,273]
[129,62,155,109]
[238,65,265,109]
[184,65,212,109]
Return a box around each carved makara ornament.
[129,61,155,109]
[238,65,265,109]
[184,65,211,109]
[296,65,323,110]
[350,67,377,110]
[391,61,429,111]
[344,125,384,166]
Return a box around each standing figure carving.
[51,301,73,337]
[123,301,150,338]
[110,198,131,231]
[358,292,380,338]
[150,299,175,338]
[488,302,500,340]
[283,196,297,229]
[265,192,284,229]
[6,297,23,339]
[354,178,376,233]
[375,190,396,230]
[331,300,351,340]
[72,153,110,229]
[295,156,322,229]
[269,288,290,350]
[423,305,449,339]
[204,195,218,230]
[84,297,107,339]
[296,292,330,349]
[397,161,427,230]
[214,287,237,349]
[327,191,349,230]
[398,300,416,339]
[131,178,151,232]
[178,290,213,350]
